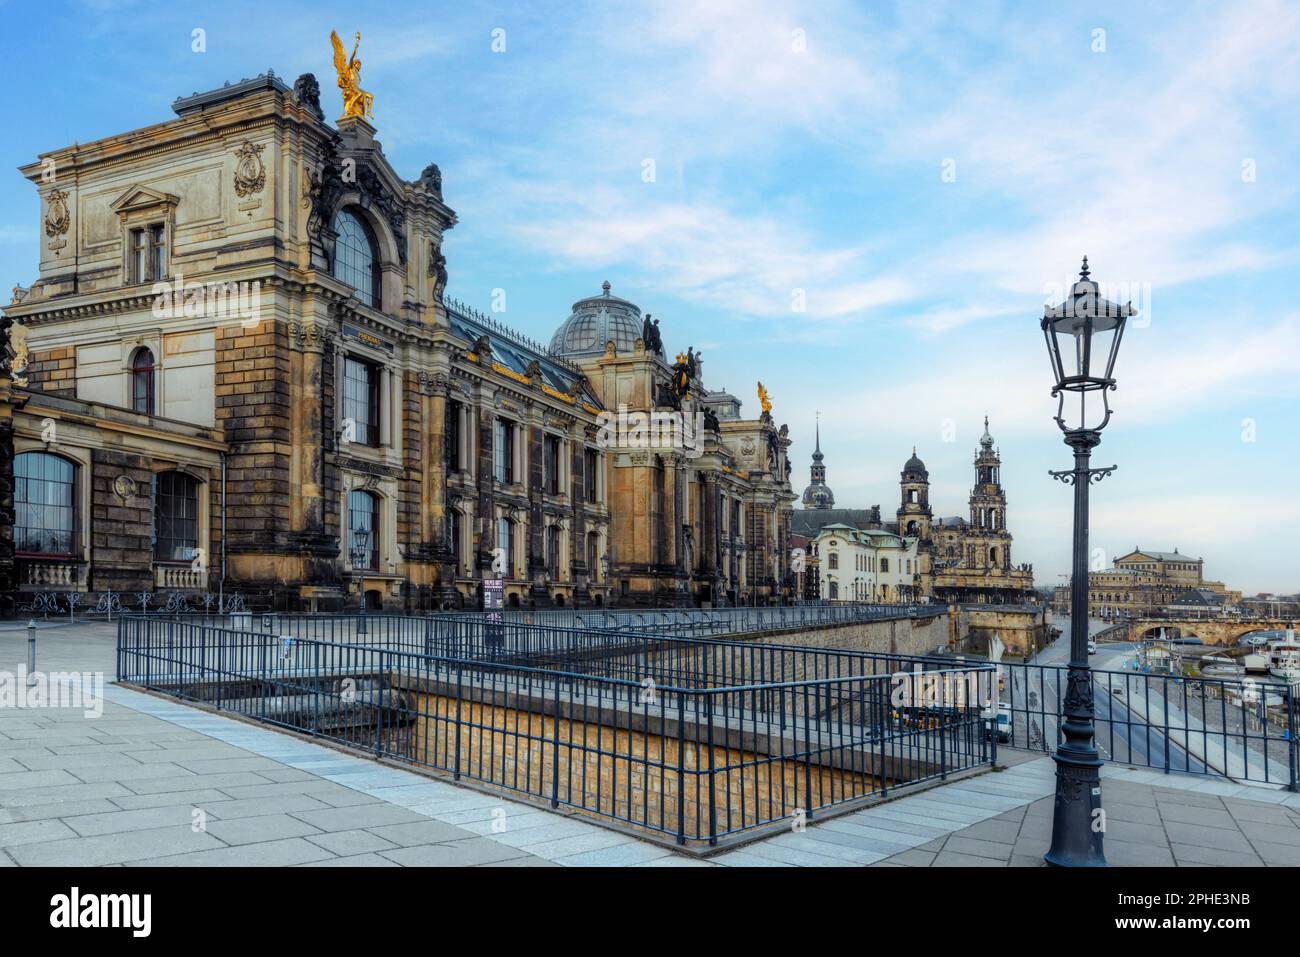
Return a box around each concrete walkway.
[3,620,1298,867]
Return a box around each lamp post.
[350,527,370,636]
[1041,257,1134,868]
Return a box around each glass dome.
[549,280,644,358]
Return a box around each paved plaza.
[2,620,1299,867]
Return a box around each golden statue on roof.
[757,381,772,415]
[330,30,374,121]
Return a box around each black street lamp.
[1041,257,1134,867]
[350,526,370,636]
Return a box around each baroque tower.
[896,447,932,539]
[966,417,1011,570]
[801,414,835,509]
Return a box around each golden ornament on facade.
[330,30,374,121]
[44,188,70,237]
[757,381,772,415]
[233,141,266,197]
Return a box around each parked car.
[1087,640,1097,655]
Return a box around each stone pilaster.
[0,374,23,616]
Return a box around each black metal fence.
[116,614,993,847]
[987,656,1297,787]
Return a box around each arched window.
[131,347,155,414]
[989,546,999,566]
[332,208,379,308]
[348,490,379,570]
[154,471,199,561]
[829,581,839,600]
[15,452,76,556]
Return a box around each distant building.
[1052,548,1240,618]
[1169,588,1231,615]
[812,523,918,603]
[792,417,1035,604]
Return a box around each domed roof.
[904,446,928,477]
[802,482,836,509]
[549,280,643,358]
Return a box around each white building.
[814,523,918,603]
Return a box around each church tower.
[967,417,1010,570]
[801,415,835,509]
[896,447,932,539]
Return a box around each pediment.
[109,184,180,216]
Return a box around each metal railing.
[156,603,925,642]
[116,615,992,847]
[986,656,1298,787]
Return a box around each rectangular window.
[130,224,166,283]
[544,434,561,495]
[497,517,514,577]
[153,472,199,562]
[494,419,514,484]
[342,357,381,446]
[546,525,561,579]
[881,558,890,573]
[446,400,461,473]
[150,224,166,280]
[447,510,460,571]
[584,449,598,503]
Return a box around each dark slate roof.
[1172,588,1225,605]
[791,507,881,538]
[446,300,602,409]
[1121,549,1201,563]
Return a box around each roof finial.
[1079,255,1090,281]
[601,280,611,297]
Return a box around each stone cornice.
[20,93,325,184]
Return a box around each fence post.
[802,684,814,823]
[375,650,386,757]
[1289,686,1298,793]
[938,673,948,781]
[26,620,37,687]
[453,661,464,781]
[258,629,267,722]
[551,678,561,809]
[705,693,718,845]
[876,675,888,799]
[676,693,687,845]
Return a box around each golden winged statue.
[330,30,374,120]
[757,381,772,415]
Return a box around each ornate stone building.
[0,70,794,612]
[1052,548,1239,618]
[792,418,1035,604]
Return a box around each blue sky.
[3,0,1297,593]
